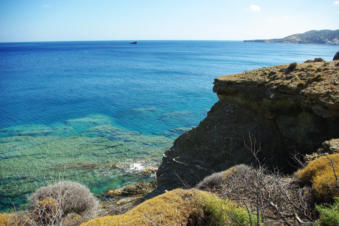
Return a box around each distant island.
[244,29,339,45]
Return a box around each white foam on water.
[129,162,145,171]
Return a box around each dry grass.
[0,212,35,226]
[215,60,339,109]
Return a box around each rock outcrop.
[156,60,339,191]
[334,51,339,61]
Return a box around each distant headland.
[244,29,339,45]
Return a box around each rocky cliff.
[156,59,339,191]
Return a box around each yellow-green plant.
[0,213,17,226]
[81,188,256,226]
[0,213,33,226]
[294,153,339,200]
[201,193,258,226]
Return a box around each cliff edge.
[156,59,339,191]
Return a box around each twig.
[327,157,338,188]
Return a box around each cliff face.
[156,60,339,191]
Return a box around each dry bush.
[32,197,59,225]
[294,153,339,201]
[0,212,35,226]
[196,164,315,225]
[29,181,99,225]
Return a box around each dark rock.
[156,61,339,192]
[334,51,339,60]
[286,62,297,73]
[305,138,339,162]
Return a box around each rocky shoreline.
[156,58,339,191]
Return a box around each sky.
[0,0,338,42]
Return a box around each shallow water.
[0,41,337,211]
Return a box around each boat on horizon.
[130,41,137,44]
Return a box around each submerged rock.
[156,60,339,191]
[106,181,156,197]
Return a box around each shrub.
[294,153,339,200]
[197,164,315,224]
[32,197,59,225]
[201,193,258,226]
[29,181,99,225]
[196,164,247,191]
[80,188,254,226]
[316,197,339,226]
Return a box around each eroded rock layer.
[157,60,339,191]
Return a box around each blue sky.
[0,0,338,42]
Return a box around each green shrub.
[202,194,259,226]
[316,197,339,226]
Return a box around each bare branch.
[327,156,338,188]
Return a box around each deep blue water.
[0,41,337,211]
[0,41,337,134]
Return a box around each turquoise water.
[0,41,337,211]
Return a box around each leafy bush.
[294,153,339,200]
[316,197,339,226]
[29,181,99,225]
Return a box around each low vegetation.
[81,188,256,226]
[0,181,99,226]
[197,164,315,225]
[1,154,338,225]
[201,193,258,226]
[294,153,339,201]
[316,197,339,226]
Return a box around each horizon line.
[0,39,246,44]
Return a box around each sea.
[0,41,337,211]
